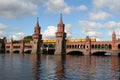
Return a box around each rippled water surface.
[0,54,120,80]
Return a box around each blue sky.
[0,0,120,41]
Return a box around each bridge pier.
[83,52,91,56]
[111,51,119,56]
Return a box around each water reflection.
[0,54,120,80]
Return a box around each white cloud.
[93,0,120,14]
[42,24,72,39]
[0,22,26,41]
[78,20,104,29]
[78,20,120,40]
[76,5,87,11]
[0,31,6,39]
[0,23,8,39]
[44,0,72,14]
[89,11,111,20]
[65,24,72,39]
[93,0,110,9]
[31,0,45,3]
[12,32,26,40]
[0,23,7,30]
[0,0,38,18]
[105,21,120,29]
[42,26,56,39]
[81,30,103,41]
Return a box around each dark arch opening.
[118,53,120,57]
[43,49,55,55]
[6,50,10,53]
[13,50,20,54]
[24,50,31,54]
[67,51,84,55]
[118,44,120,49]
[92,52,111,56]
[48,49,55,55]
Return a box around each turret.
[57,13,65,32]
[34,17,41,35]
[10,37,13,53]
[31,17,42,54]
[112,30,116,41]
[56,13,66,38]
[85,36,91,55]
[54,14,66,55]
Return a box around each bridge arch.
[13,50,20,53]
[118,44,120,49]
[92,51,111,56]
[6,50,10,53]
[24,50,31,54]
[67,51,84,55]
[118,53,120,57]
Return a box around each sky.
[0,0,120,41]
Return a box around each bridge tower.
[20,39,25,54]
[84,36,91,55]
[54,14,66,55]
[112,30,117,51]
[112,30,116,42]
[10,37,13,53]
[31,17,42,54]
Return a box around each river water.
[0,54,120,80]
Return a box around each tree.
[23,36,32,43]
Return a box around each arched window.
[67,45,69,49]
[91,45,94,49]
[72,45,74,48]
[70,45,71,49]
[98,44,100,50]
[101,44,104,50]
[95,44,97,49]
[81,45,83,49]
[109,44,112,50]
[83,45,85,49]
[105,44,108,50]
[75,45,77,49]
[118,44,120,49]
[78,45,80,49]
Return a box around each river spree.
[0,54,120,80]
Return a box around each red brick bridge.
[4,15,120,56]
[5,35,120,56]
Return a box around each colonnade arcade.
[67,44,120,50]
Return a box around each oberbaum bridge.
[4,14,120,56]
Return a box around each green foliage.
[23,36,32,43]
[13,36,33,43]
[13,40,21,43]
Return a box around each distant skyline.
[0,0,120,41]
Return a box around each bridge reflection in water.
[0,53,119,80]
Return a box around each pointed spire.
[11,37,13,42]
[113,29,115,34]
[34,17,40,34]
[112,29,116,36]
[59,13,63,24]
[36,17,39,26]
